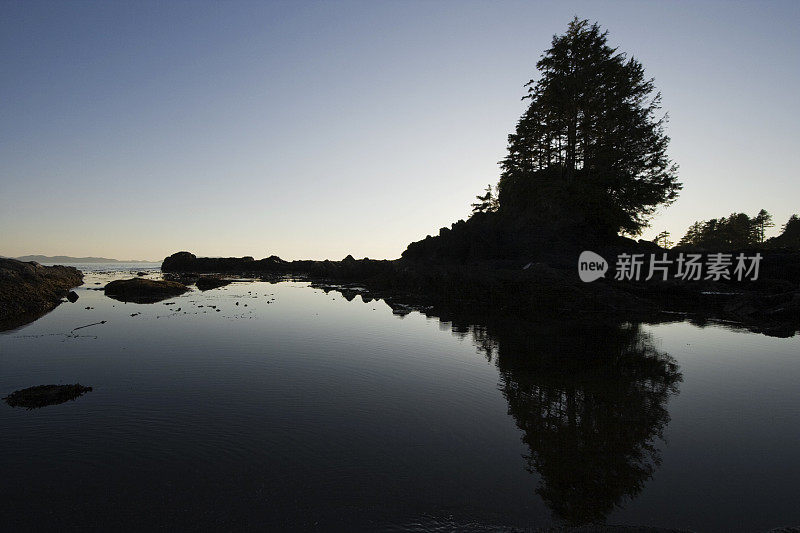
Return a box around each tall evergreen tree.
[470,184,499,214]
[498,18,681,237]
[654,230,673,249]
[753,209,774,243]
[677,221,703,247]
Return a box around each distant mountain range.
[12,255,158,264]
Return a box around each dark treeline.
[675,211,800,250]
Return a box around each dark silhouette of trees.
[676,221,703,248]
[677,209,775,249]
[654,230,673,249]
[470,184,499,214]
[402,18,684,263]
[497,17,681,238]
[766,214,800,249]
[782,214,799,233]
[753,209,774,244]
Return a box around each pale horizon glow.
[2,1,798,261]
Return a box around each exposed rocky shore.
[0,258,84,331]
[162,250,800,337]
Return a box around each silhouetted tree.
[470,184,499,215]
[498,17,681,237]
[677,221,703,247]
[753,209,774,243]
[724,212,755,247]
[654,230,673,248]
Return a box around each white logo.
[578,251,608,282]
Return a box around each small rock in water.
[105,278,189,304]
[3,384,93,410]
[67,291,79,303]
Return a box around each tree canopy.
[676,209,779,249]
[497,17,681,237]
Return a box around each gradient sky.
[2,1,798,261]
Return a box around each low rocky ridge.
[0,258,83,330]
[104,278,190,303]
[162,250,800,337]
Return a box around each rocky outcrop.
[0,258,83,330]
[162,251,288,273]
[104,278,190,303]
[161,250,392,281]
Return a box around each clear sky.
[1,1,798,261]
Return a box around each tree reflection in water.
[443,313,683,526]
[319,286,684,526]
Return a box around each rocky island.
[0,258,84,331]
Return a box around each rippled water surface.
[1,268,798,531]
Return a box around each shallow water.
[0,269,798,531]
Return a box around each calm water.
[1,268,798,531]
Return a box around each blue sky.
[1,1,798,260]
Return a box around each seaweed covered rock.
[196,276,232,291]
[105,278,190,303]
[4,384,92,409]
[0,258,83,330]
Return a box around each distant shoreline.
[10,255,158,264]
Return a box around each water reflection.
[318,284,685,526]
[455,315,683,525]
